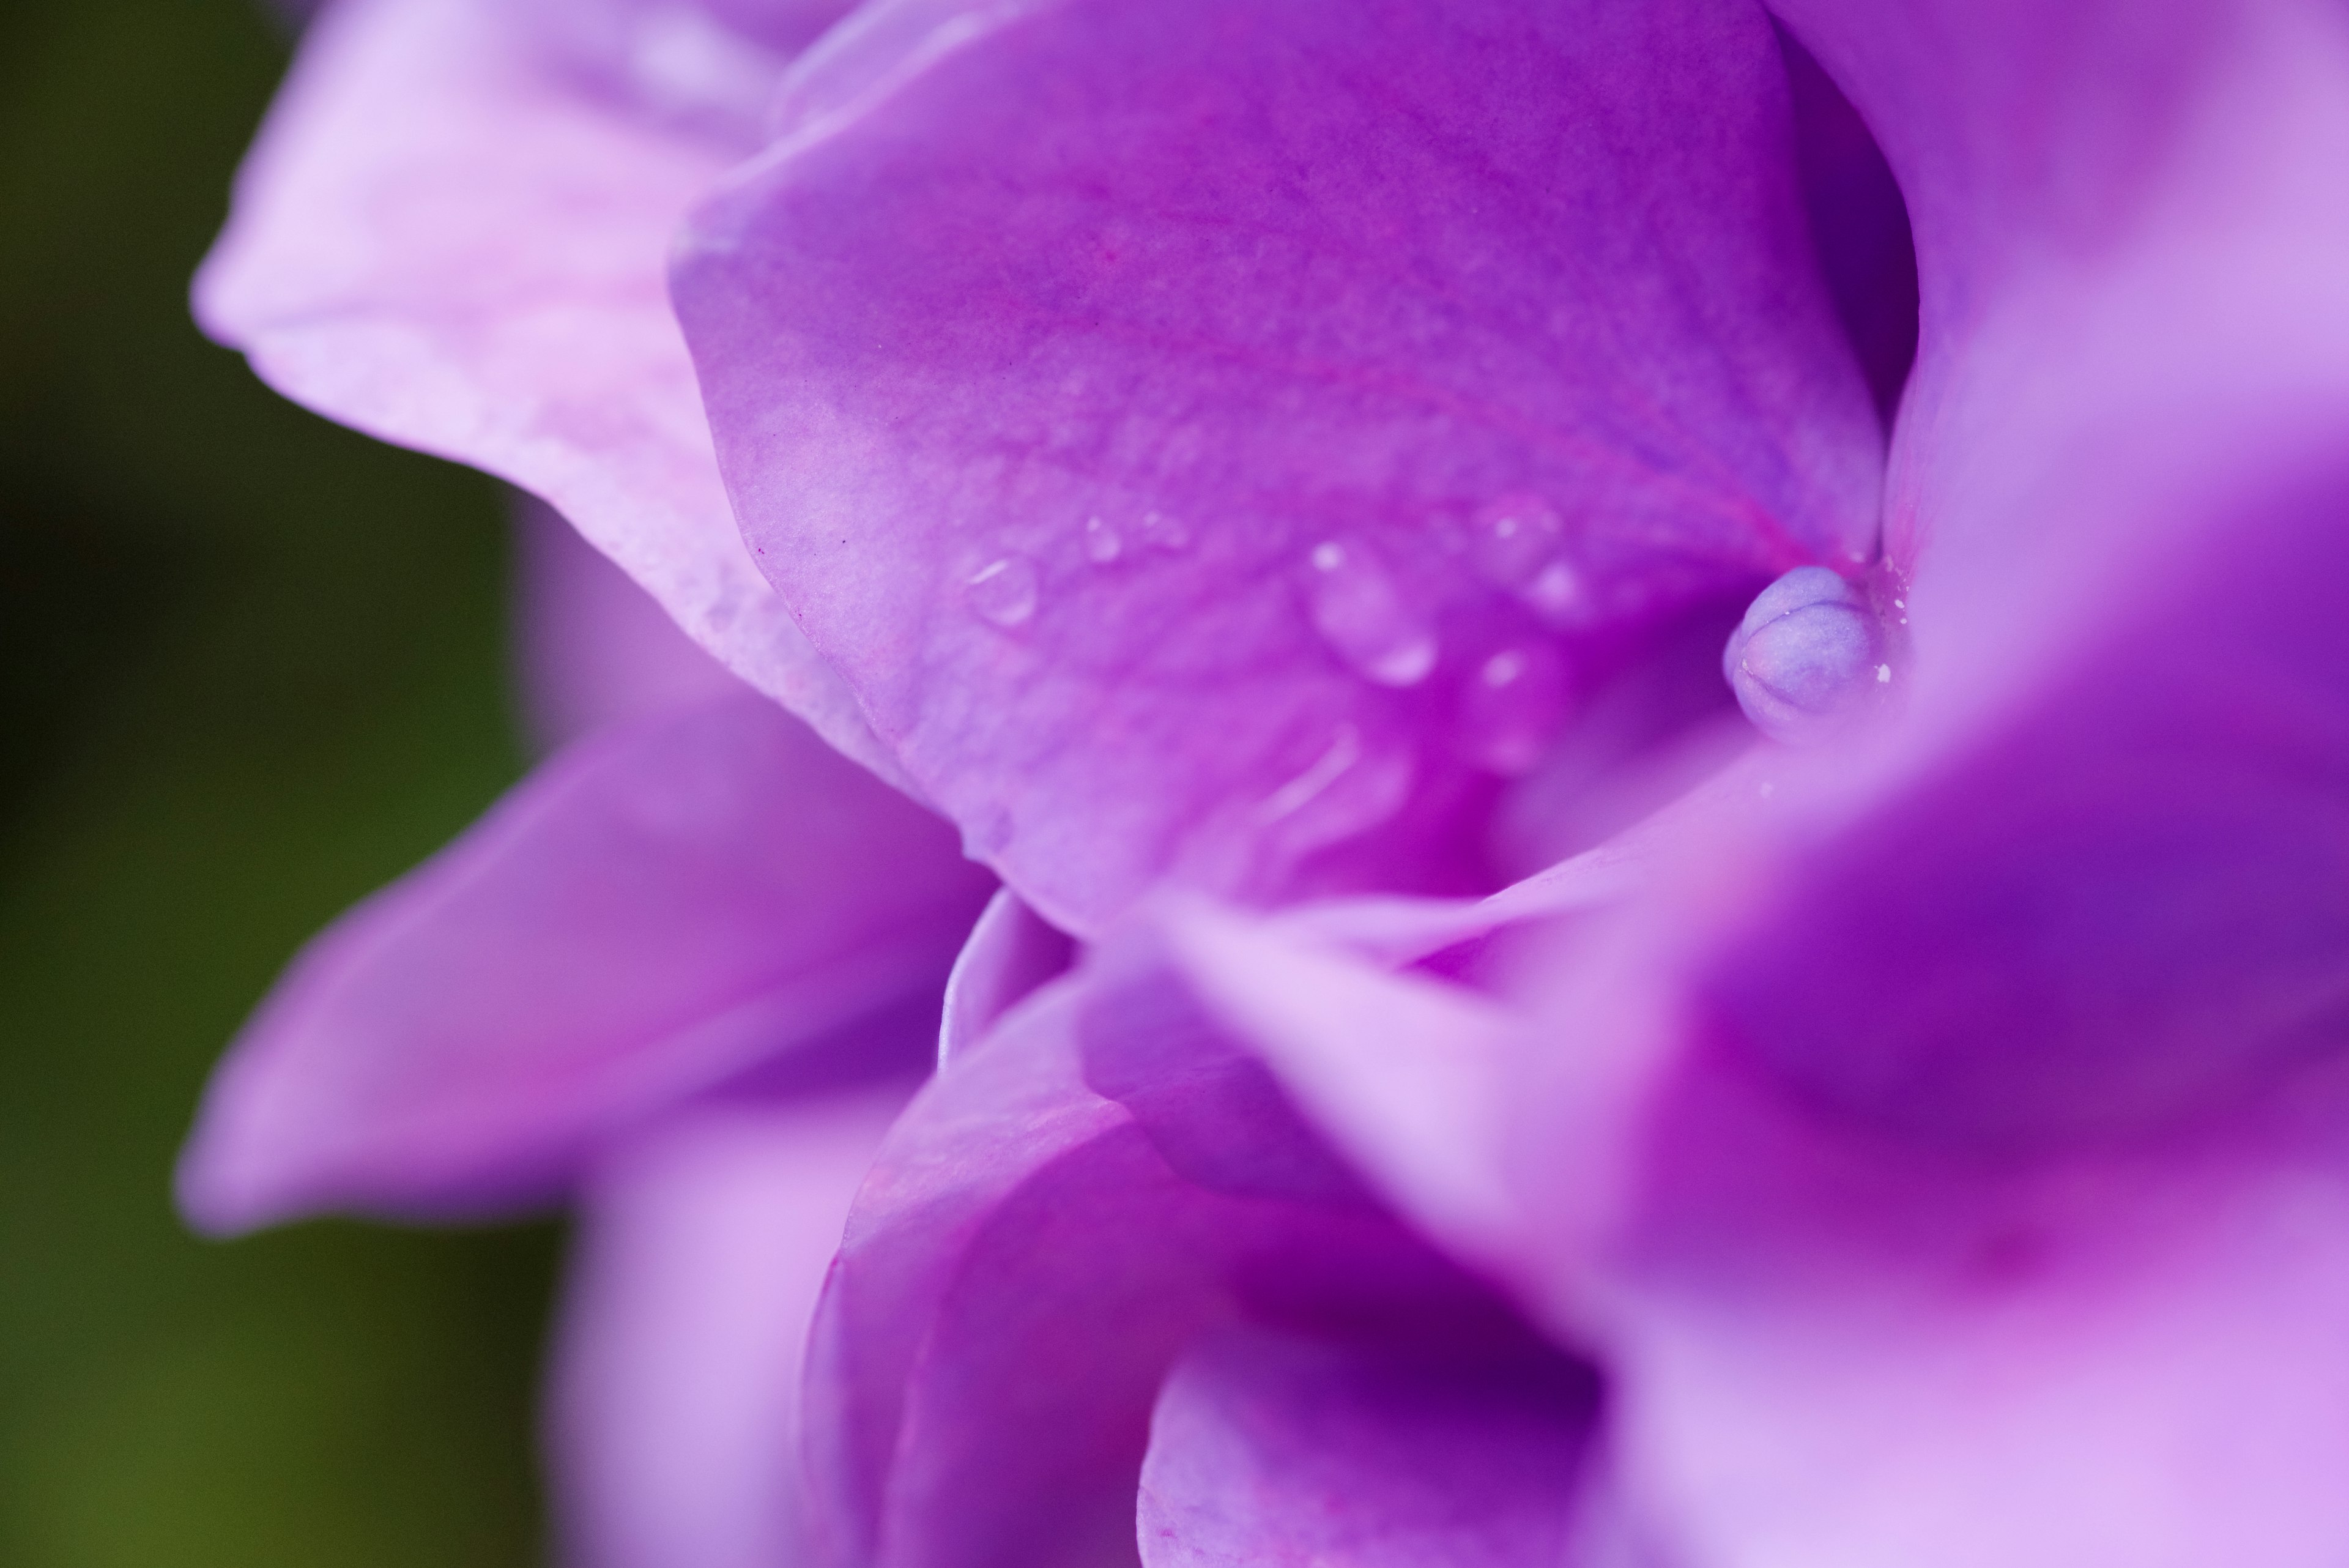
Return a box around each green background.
[1,1,557,1562]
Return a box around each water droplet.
[1458,642,1570,776]
[1258,723,1364,823]
[1083,517,1123,565]
[1138,511,1191,552]
[1467,494,1564,590]
[965,554,1039,629]
[1305,540,1438,688]
[1721,565,1884,742]
[1524,559,1590,623]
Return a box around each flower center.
[1723,565,1888,742]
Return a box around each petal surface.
[179,691,991,1229]
[549,1085,907,1568]
[515,494,746,749]
[806,950,1557,1568]
[676,0,1882,930]
[934,887,1075,1068]
[1531,993,2349,1568]
[197,0,901,782]
[1139,1327,1596,1568]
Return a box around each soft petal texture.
[509,0,858,138]
[1138,1326,1595,1568]
[1524,981,2349,1568]
[179,690,992,1229]
[676,0,1883,931]
[935,888,1075,1067]
[551,1085,907,1568]
[1155,889,2349,1568]
[1765,0,2349,581]
[516,494,745,749]
[805,949,1575,1568]
[196,0,904,785]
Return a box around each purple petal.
[549,1085,907,1568]
[1139,1327,1597,1568]
[1776,29,1917,422]
[806,955,1545,1568]
[507,0,858,139]
[675,0,1884,930]
[935,888,1075,1068]
[514,494,745,750]
[1765,0,2349,580]
[196,0,900,782]
[179,691,992,1230]
[1556,1033,2349,1568]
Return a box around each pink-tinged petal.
[675,0,1884,931]
[806,954,1543,1568]
[549,1085,908,1568]
[935,888,1075,1068]
[178,691,992,1230]
[508,0,859,139]
[196,0,902,784]
[515,494,745,750]
[1139,1328,1597,1568]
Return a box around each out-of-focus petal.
[1138,1326,1597,1568]
[1764,0,2349,579]
[549,1085,907,1568]
[675,0,1883,931]
[178,691,992,1230]
[506,0,858,138]
[515,494,745,750]
[1529,989,2349,1568]
[935,888,1074,1068]
[196,0,903,785]
[805,957,1560,1568]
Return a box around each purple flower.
[179,516,1001,1564]
[187,0,2349,1562]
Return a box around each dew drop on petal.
[1139,511,1191,553]
[965,554,1040,628]
[1458,642,1571,776]
[1305,540,1438,688]
[1083,517,1123,565]
[1466,493,1565,590]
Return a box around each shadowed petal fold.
[1139,1327,1597,1568]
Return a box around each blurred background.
[1,1,555,1562]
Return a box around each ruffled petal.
[805,950,1559,1568]
[1139,1327,1597,1568]
[935,888,1074,1067]
[548,1085,907,1568]
[196,0,901,782]
[178,691,991,1230]
[675,0,1883,930]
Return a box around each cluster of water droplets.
[961,509,1198,631]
